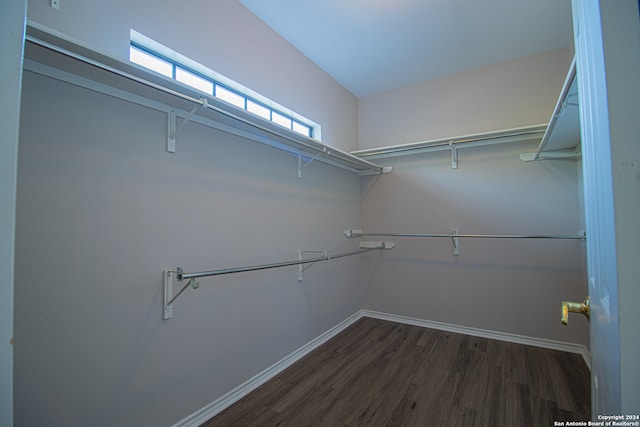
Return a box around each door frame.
[0,1,27,426]
[571,0,640,416]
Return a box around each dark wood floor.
[203,317,590,427]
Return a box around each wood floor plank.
[202,318,590,427]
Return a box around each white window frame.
[129,30,320,140]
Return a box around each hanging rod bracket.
[298,250,327,281]
[450,142,458,169]
[164,269,200,320]
[163,270,174,319]
[167,108,176,153]
[450,229,459,256]
[344,229,363,238]
[359,241,395,249]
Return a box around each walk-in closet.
[3,1,638,426]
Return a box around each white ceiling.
[239,0,574,98]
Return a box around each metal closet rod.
[177,244,386,281]
[349,231,585,240]
[163,242,392,318]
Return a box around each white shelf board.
[350,125,547,161]
[520,58,581,162]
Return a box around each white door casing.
[0,1,27,426]
[571,0,640,417]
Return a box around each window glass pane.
[272,111,292,129]
[215,85,245,109]
[292,121,312,137]
[246,99,271,120]
[130,46,173,78]
[176,67,214,94]
[129,39,319,139]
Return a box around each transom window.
[129,32,318,139]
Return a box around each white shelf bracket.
[163,269,200,320]
[359,241,395,249]
[167,108,176,153]
[450,229,460,255]
[519,149,581,162]
[167,98,208,153]
[450,142,458,169]
[344,229,362,238]
[297,149,330,179]
[298,250,327,281]
[163,270,175,319]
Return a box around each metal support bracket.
[297,150,327,179]
[163,269,200,320]
[298,250,327,281]
[167,98,208,153]
[450,142,458,169]
[167,109,176,153]
[344,229,362,238]
[450,229,459,255]
[297,242,394,281]
[359,241,395,249]
[519,149,582,162]
[163,270,175,319]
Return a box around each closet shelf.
[520,58,581,162]
[350,60,581,164]
[23,24,389,176]
[350,124,547,161]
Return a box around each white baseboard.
[360,309,591,370]
[174,309,591,426]
[172,311,364,427]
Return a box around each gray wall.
[18,4,365,423]
[15,71,364,426]
[356,41,587,346]
[358,47,573,149]
[359,141,589,345]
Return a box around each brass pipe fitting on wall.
[561,296,590,325]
